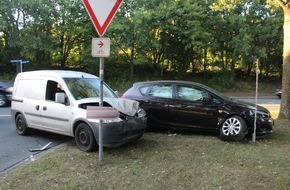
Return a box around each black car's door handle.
[170,104,183,108]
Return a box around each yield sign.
[82,0,123,36]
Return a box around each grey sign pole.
[252,59,259,143]
[82,0,123,161]
[91,38,110,161]
[99,57,104,161]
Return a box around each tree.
[0,1,22,73]
[162,0,211,77]
[275,0,290,119]
[108,0,145,80]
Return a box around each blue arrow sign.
[10,60,22,63]
[10,60,29,64]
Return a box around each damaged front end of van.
[76,98,147,151]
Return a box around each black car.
[0,81,13,107]
[275,88,281,99]
[122,80,273,141]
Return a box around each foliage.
[0,0,283,82]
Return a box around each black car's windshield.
[202,85,231,101]
[64,78,117,100]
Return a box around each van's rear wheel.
[75,123,97,152]
[15,114,30,135]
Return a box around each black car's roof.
[133,80,208,88]
[132,80,231,100]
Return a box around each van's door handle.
[43,106,47,111]
[36,105,39,110]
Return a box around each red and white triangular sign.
[82,0,123,36]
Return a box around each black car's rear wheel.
[219,115,247,141]
[16,114,30,135]
[75,123,97,152]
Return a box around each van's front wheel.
[75,123,97,152]
[15,114,30,135]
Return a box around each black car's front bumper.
[246,115,274,136]
[0,93,12,106]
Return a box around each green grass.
[0,119,289,190]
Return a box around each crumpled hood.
[77,97,140,116]
[103,98,139,116]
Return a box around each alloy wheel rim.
[222,118,241,136]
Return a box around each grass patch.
[0,120,289,190]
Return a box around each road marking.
[0,115,11,117]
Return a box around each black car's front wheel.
[219,115,247,141]
[75,123,97,152]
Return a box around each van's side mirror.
[55,92,65,104]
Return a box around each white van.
[11,70,147,152]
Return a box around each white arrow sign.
[92,38,110,57]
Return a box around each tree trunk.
[278,5,290,119]
[229,60,235,85]
[130,48,134,80]
[203,49,207,72]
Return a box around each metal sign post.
[99,57,104,161]
[91,38,110,161]
[20,60,23,73]
[10,59,29,73]
[82,0,123,161]
[252,59,259,143]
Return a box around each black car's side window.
[149,84,172,98]
[140,86,150,95]
[177,85,203,101]
[211,94,221,103]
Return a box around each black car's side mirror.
[202,97,211,103]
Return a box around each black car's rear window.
[148,84,172,98]
[139,86,150,95]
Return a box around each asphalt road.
[237,96,281,111]
[0,106,72,174]
[0,97,281,174]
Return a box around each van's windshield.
[64,78,117,100]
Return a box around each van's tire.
[75,123,97,152]
[15,114,30,135]
[219,115,247,141]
